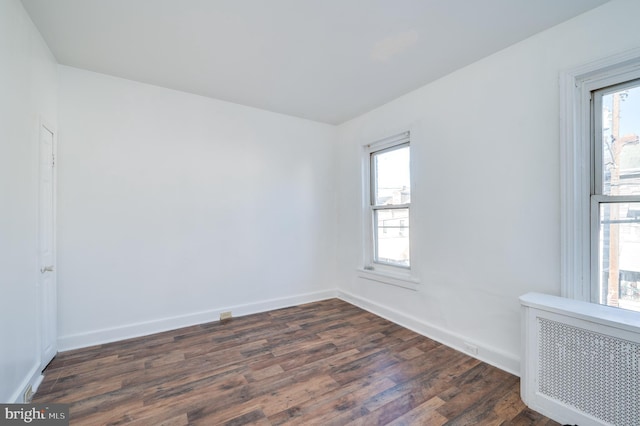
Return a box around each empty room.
[2,0,640,424]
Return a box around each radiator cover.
[520,293,640,426]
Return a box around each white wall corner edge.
[8,362,44,403]
[337,290,520,376]
[57,289,340,352]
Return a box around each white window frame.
[360,130,419,289]
[560,48,640,304]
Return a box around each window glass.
[597,202,640,311]
[372,145,410,206]
[375,208,410,267]
[594,79,640,312]
[599,82,640,196]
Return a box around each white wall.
[335,0,640,374]
[0,0,58,402]
[57,66,337,349]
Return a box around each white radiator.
[520,293,640,426]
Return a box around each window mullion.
[592,195,640,203]
[371,204,411,210]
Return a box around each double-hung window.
[591,78,640,311]
[365,132,411,270]
[562,51,640,312]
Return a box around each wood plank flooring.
[34,299,558,425]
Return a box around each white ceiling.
[21,0,608,124]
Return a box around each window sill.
[357,268,419,291]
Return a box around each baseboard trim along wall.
[10,362,43,404]
[58,288,519,376]
[58,289,339,351]
[337,290,520,376]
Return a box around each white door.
[39,124,57,370]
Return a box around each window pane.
[375,208,409,267]
[598,202,640,312]
[373,145,410,206]
[600,83,640,196]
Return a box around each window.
[592,79,640,311]
[365,132,411,270]
[561,49,640,312]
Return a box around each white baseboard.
[337,290,520,376]
[9,363,44,403]
[58,289,339,351]
[57,288,519,376]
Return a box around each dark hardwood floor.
[34,298,558,425]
